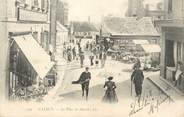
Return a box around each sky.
[66,0,162,23]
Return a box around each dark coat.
[102,81,118,103]
[131,69,144,86]
[72,72,91,85]
[79,71,91,84]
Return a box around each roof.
[102,17,159,36]
[71,21,98,32]
[57,21,68,32]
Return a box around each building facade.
[126,0,145,18]
[0,0,57,100]
[56,0,69,26]
[160,0,184,91]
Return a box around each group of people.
[89,44,107,68]
[72,67,118,103]
[72,61,144,104]
[63,42,78,62]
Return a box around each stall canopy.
[14,35,55,79]
[141,44,161,53]
[133,40,149,45]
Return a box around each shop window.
[166,40,175,67]
[177,42,182,62]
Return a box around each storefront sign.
[18,8,48,22]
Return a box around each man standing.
[72,67,91,100]
[101,51,107,68]
[89,52,94,66]
[131,66,144,102]
[72,47,76,60]
[79,52,85,68]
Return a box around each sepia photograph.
[0,0,184,117]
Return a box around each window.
[32,0,39,7]
[40,31,44,48]
[41,0,48,10]
[177,42,182,62]
[183,43,184,61]
[40,31,49,51]
[168,0,172,13]
[44,31,49,51]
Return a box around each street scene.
[1,0,184,117]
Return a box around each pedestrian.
[101,52,107,68]
[79,52,85,68]
[89,52,94,66]
[72,47,76,60]
[131,65,144,103]
[133,58,141,70]
[67,50,72,62]
[102,76,118,103]
[72,67,91,100]
[86,41,89,50]
[174,61,183,87]
[89,43,93,51]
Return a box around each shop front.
[9,34,54,100]
[161,27,184,92]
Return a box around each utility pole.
[0,0,10,104]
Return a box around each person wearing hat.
[133,58,141,70]
[102,76,118,103]
[72,67,91,100]
[131,65,144,102]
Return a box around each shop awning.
[133,40,149,44]
[14,35,55,79]
[141,44,161,53]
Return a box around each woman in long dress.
[102,77,118,103]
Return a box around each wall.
[0,0,9,102]
[165,0,184,19]
[172,0,184,19]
